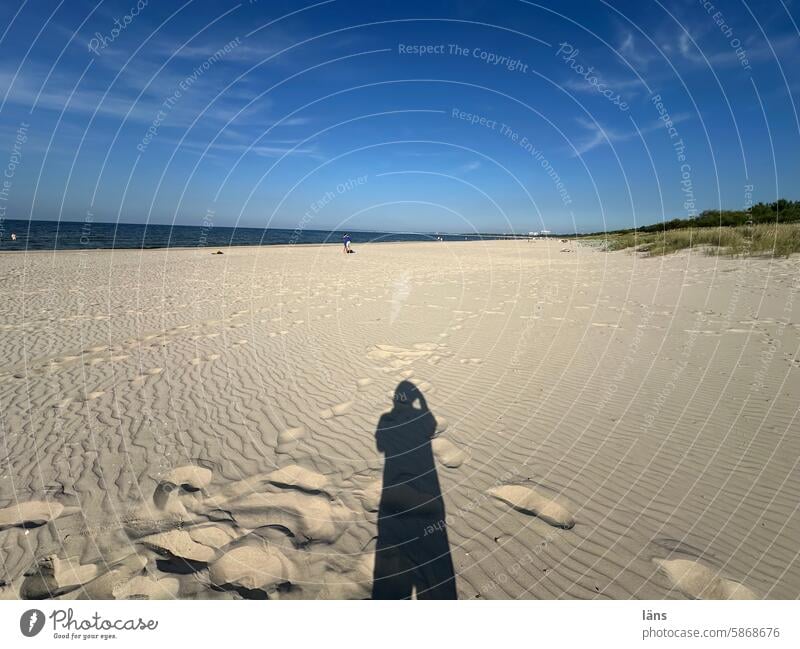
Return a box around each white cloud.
[164,135,319,158]
[618,30,657,70]
[572,112,692,156]
[455,160,481,174]
[561,73,645,97]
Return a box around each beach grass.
[587,223,800,257]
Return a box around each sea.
[0,219,501,252]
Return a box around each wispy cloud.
[165,135,319,158]
[678,33,798,70]
[453,160,481,175]
[152,40,283,65]
[561,72,646,98]
[572,112,692,156]
[0,57,287,129]
[649,15,798,72]
[617,30,658,70]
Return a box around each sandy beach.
[0,239,798,600]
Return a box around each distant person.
[343,233,353,254]
[10,233,16,241]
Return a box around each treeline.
[583,199,800,236]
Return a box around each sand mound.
[57,553,149,600]
[214,491,346,544]
[266,465,328,493]
[163,465,212,491]
[187,524,243,550]
[654,559,757,600]
[0,501,64,529]
[489,485,575,529]
[276,426,306,454]
[21,555,99,599]
[432,437,467,468]
[139,529,217,563]
[317,552,375,599]
[209,544,294,594]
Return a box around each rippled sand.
[0,240,798,599]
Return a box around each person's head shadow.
[371,380,457,599]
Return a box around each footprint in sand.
[112,575,180,600]
[356,378,373,391]
[368,343,451,371]
[432,437,466,468]
[488,484,575,529]
[654,558,757,600]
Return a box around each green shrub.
[588,223,800,257]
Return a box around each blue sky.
[0,0,798,233]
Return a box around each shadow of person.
[372,380,457,599]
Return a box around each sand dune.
[0,239,798,599]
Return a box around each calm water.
[0,220,500,252]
